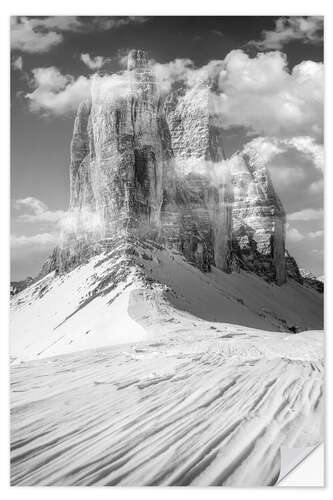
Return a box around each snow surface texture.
[10,244,324,486]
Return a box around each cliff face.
[164,86,233,272]
[58,50,288,283]
[69,50,166,240]
[230,149,286,284]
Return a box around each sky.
[10,16,324,280]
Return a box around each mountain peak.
[127,49,149,70]
[44,50,304,286]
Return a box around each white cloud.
[80,53,110,71]
[26,67,91,115]
[26,68,136,115]
[152,50,323,138]
[30,16,84,32]
[14,197,67,223]
[154,58,195,94]
[242,137,283,163]
[13,197,102,239]
[242,136,323,190]
[12,56,23,71]
[243,135,323,167]
[248,16,323,50]
[286,136,324,171]
[288,208,323,221]
[308,230,323,239]
[286,227,305,242]
[24,49,324,137]
[211,50,323,138]
[286,223,323,244]
[89,16,149,31]
[11,16,150,53]
[11,17,64,53]
[15,197,46,214]
[11,232,59,249]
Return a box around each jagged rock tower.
[230,149,286,284]
[69,49,166,239]
[47,49,286,284]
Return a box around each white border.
[1,1,331,497]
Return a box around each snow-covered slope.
[10,242,324,486]
[11,326,323,486]
[10,241,323,362]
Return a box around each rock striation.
[45,50,292,285]
[164,85,233,272]
[230,148,286,284]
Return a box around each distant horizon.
[11,16,324,280]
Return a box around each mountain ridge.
[11,239,323,363]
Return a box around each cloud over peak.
[25,49,323,142]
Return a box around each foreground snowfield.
[10,243,324,486]
[11,327,323,486]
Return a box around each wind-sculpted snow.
[11,327,323,486]
[10,242,324,485]
[10,242,323,363]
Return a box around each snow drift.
[10,240,323,362]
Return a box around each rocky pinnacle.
[63,50,287,283]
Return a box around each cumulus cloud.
[12,196,102,252]
[248,16,323,50]
[240,136,324,208]
[11,17,63,53]
[11,16,150,53]
[308,230,323,239]
[24,49,324,135]
[286,226,305,243]
[80,53,111,71]
[15,197,46,215]
[211,50,323,138]
[243,136,324,171]
[154,58,195,93]
[288,208,324,221]
[286,223,323,244]
[14,197,67,223]
[13,196,103,243]
[26,67,91,115]
[241,135,324,208]
[239,135,323,230]
[286,137,324,171]
[25,66,138,115]
[11,232,59,249]
[153,50,323,138]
